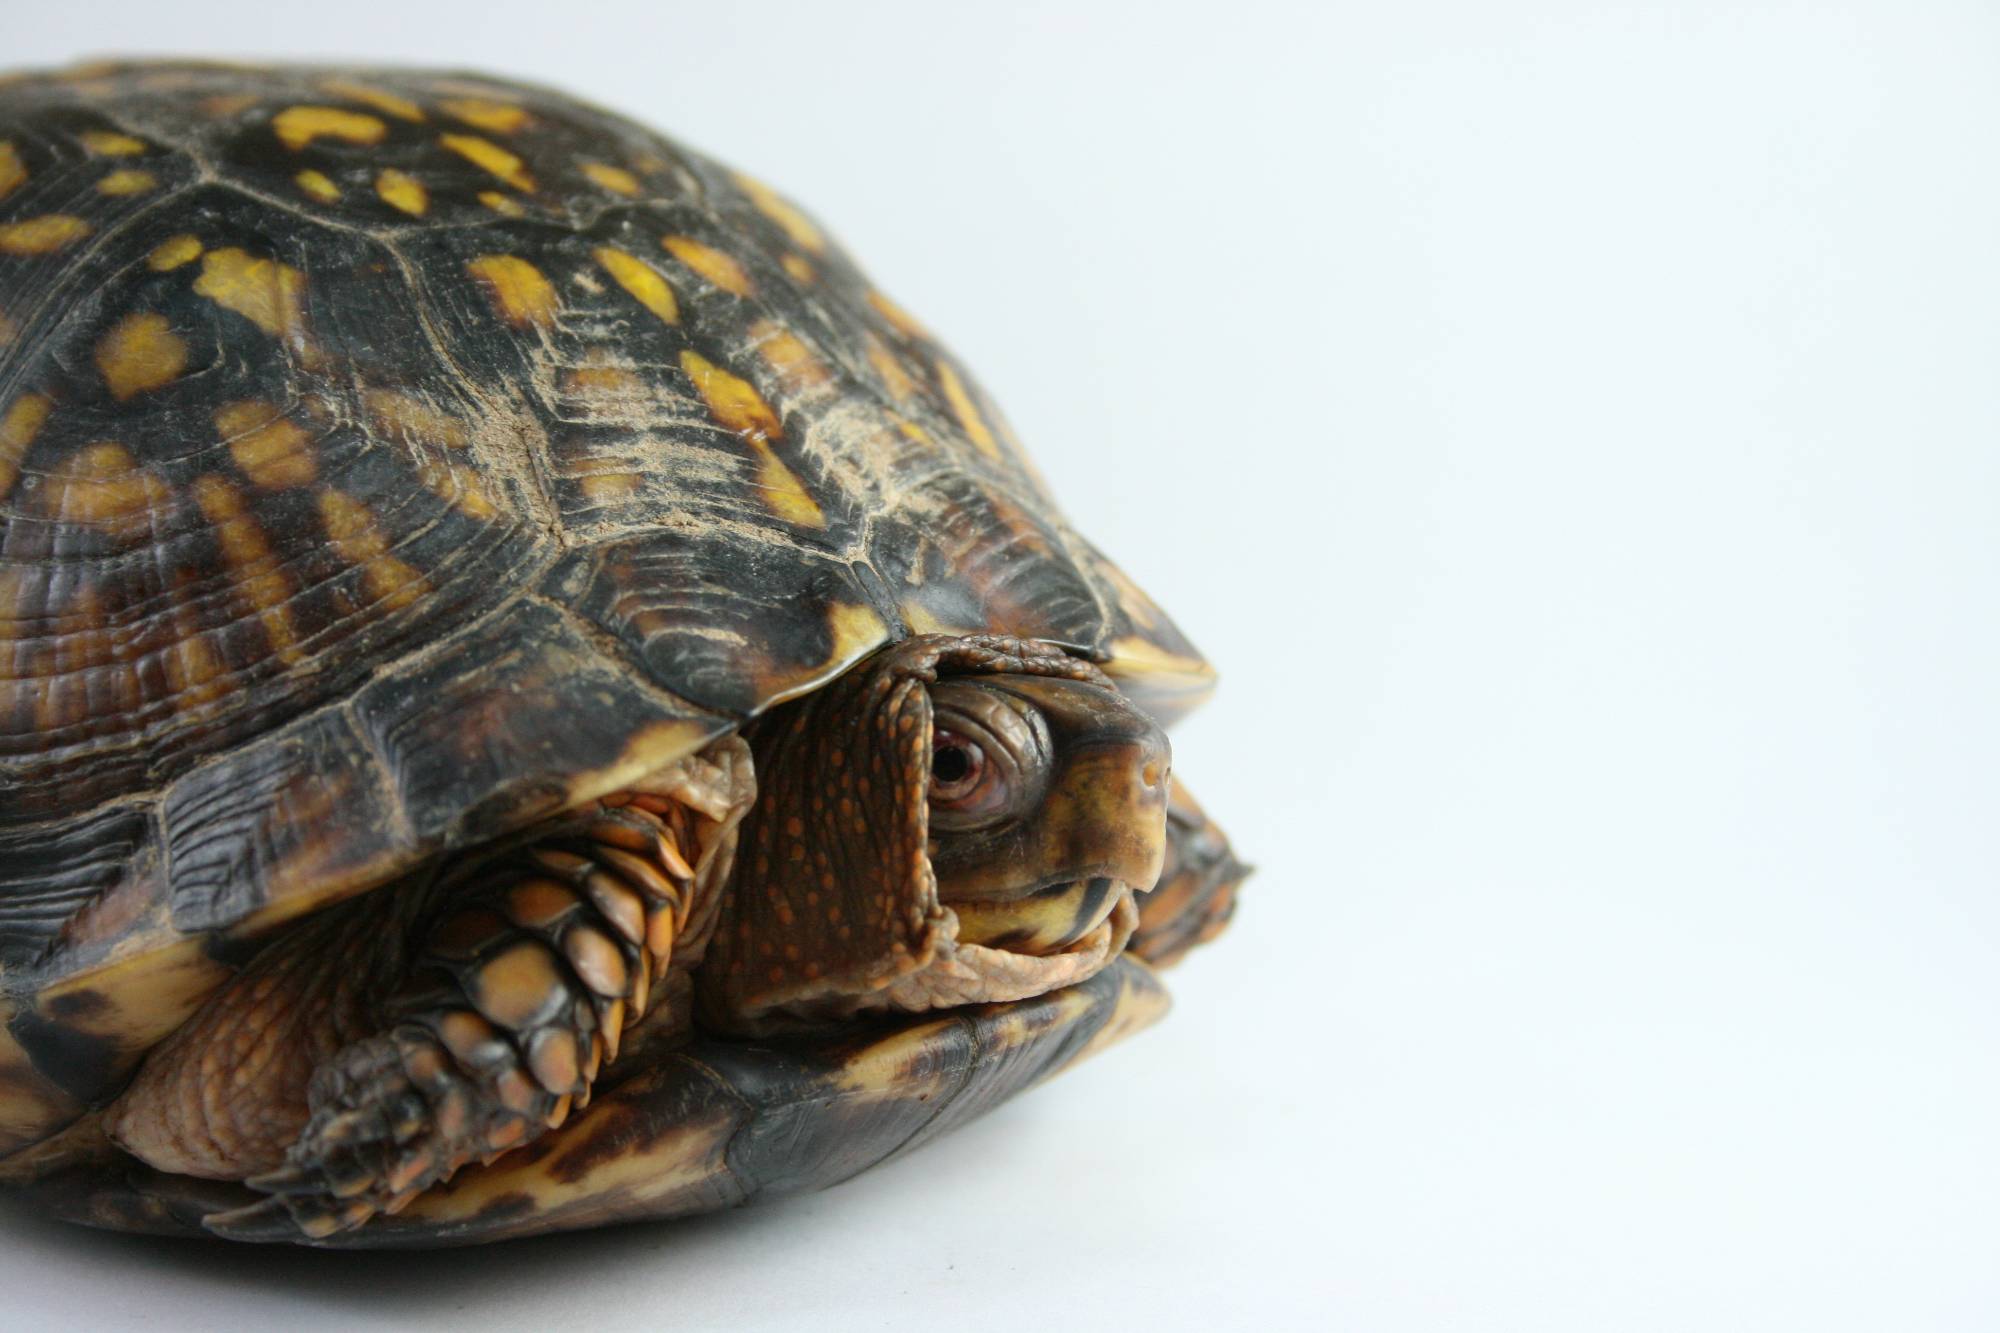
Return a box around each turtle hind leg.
[101,897,411,1182]
[218,808,690,1239]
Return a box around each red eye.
[929,730,990,806]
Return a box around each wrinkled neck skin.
[697,635,1174,1036]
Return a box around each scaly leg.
[247,807,686,1235]
[107,742,752,1239]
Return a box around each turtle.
[0,61,1246,1247]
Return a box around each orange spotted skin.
[0,62,1229,1239]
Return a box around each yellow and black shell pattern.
[0,63,1212,1153]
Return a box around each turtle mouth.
[946,875,1133,956]
[867,888,1141,1017]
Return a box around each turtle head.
[924,673,1169,954]
[698,635,1174,1034]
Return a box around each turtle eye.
[929,729,998,809]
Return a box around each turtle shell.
[0,61,1212,1153]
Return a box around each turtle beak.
[1029,730,1173,894]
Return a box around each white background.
[5,2,1999,1329]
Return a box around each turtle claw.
[213,1181,380,1240]
[236,1059,499,1240]
[200,1196,303,1243]
[242,1163,316,1195]
[207,1190,382,1242]
[240,1027,520,1237]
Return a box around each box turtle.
[0,61,1245,1247]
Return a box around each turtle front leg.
[106,741,753,1240]
[241,807,689,1236]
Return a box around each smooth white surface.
[5,2,2000,1329]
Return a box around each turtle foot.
[240,1023,536,1238]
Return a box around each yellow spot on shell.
[750,319,833,394]
[826,602,889,668]
[440,134,535,192]
[564,365,641,395]
[272,105,387,152]
[935,359,1001,460]
[679,349,823,527]
[900,601,972,637]
[0,142,24,201]
[440,98,530,134]
[96,312,188,400]
[96,169,155,196]
[1101,635,1218,711]
[582,162,642,197]
[413,457,498,519]
[467,254,559,329]
[364,389,470,448]
[294,169,340,203]
[80,130,147,156]
[478,190,525,217]
[198,93,258,118]
[575,464,643,503]
[318,490,429,611]
[0,215,91,255]
[162,616,229,711]
[147,234,202,271]
[593,246,677,325]
[193,248,310,347]
[734,172,825,253]
[191,475,304,664]
[863,332,920,403]
[29,574,119,736]
[214,401,318,488]
[781,253,815,285]
[375,168,428,216]
[661,235,752,296]
[0,393,52,495]
[868,290,929,340]
[321,79,424,122]
[40,442,167,535]
[887,412,933,448]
